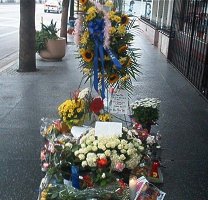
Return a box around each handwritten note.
[110,90,128,114]
[95,122,122,137]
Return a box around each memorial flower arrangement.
[130,98,161,131]
[74,0,140,98]
[58,95,87,129]
[40,123,145,182]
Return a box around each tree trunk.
[60,0,70,43]
[18,0,36,72]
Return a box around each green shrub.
[35,20,59,53]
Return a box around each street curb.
[0,59,17,73]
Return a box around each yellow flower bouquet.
[58,95,86,129]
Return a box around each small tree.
[60,0,70,42]
[18,0,36,72]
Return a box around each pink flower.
[48,142,55,154]
[115,162,125,172]
[74,16,82,45]
[104,13,111,49]
[40,150,46,161]
[42,162,50,171]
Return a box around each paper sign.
[71,126,90,139]
[95,121,122,137]
[134,176,166,200]
[110,90,128,114]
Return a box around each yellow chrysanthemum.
[41,190,48,198]
[120,74,130,82]
[105,0,113,7]
[81,50,94,62]
[77,108,82,113]
[87,6,97,13]
[109,27,116,35]
[117,25,126,35]
[98,113,112,122]
[80,31,89,44]
[104,55,111,61]
[80,48,85,54]
[83,68,91,75]
[109,11,116,19]
[119,57,127,65]
[112,15,121,23]
[86,12,97,21]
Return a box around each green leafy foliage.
[132,106,159,127]
[35,20,59,53]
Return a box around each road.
[0,3,62,70]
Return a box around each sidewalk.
[0,32,207,200]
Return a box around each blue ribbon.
[71,165,80,189]
[88,19,122,99]
[89,19,105,99]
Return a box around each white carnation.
[104,150,111,157]
[127,149,134,155]
[92,146,98,152]
[146,136,155,145]
[81,143,86,148]
[78,154,85,160]
[139,146,144,151]
[119,154,126,161]
[87,145,92,152]
[78,88,89,99]
[74,150,79,156]
[121,149,126,154]
[97,153,106,159]
[106,143,111,148]
[81,161,88,168]
[65,142,72,149]
[101,173,106,179]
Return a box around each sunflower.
[80,0,88,5]
[118,45,128,53]
[121,15,129,26]
[108,74,119,84]
[81,50,94,62]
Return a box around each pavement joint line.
[0,59,17,73]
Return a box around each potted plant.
[35,20,66,60]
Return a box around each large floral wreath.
[74,0,140,98]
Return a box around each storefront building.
[137,0,208,99]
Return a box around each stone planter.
[39,37,66,61]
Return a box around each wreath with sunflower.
[74,0,140,98]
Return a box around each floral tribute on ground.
[38,1,164,199]
[38,88,163,200]
[74,0,140,98]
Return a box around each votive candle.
[129,175,137,200]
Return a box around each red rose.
[90,97,104,114]
[97,158,108,168]
[83,175,93,187]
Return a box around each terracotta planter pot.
[39,37,66,60]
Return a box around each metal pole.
[69,0,74,20]
[186,0,198,77]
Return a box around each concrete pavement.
[0,32,208,199]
